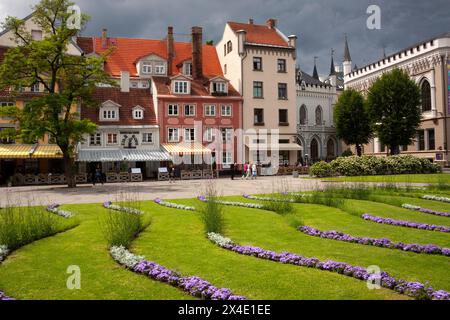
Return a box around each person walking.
[230,162,235,180]
[169,164,175,183]
[246,162,252,179]
[242,162,248,179]
[251,162,257,180]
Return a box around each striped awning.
[76,148,172,162]
[162,143,212,155]
[0,144,34,159]
[245,142,302,151]
[31,145,63,159]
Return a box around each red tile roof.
[81,87,157,125]
[76,37,224,78]
[152,76,240,97]
[227,21,289,47]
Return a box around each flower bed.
[154,198,195,211]
[0,244,9,262]
[0,290,14,300]
[422,195,450,204]
[242,194,295,203]
[103,201,143,215]
[298,226,450,256]
[110,245,245,300]
[46,204,75,218]
[207,232,450,300]
[361,214,450,233]
[198,196,264,209]
[401,204,450,217]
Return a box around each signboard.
[158,167,168,173]
[131,168,141,174]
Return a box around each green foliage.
[334,89,372,156]
[341,149,353,157]
[310,155,441,177]
[101,210,145,249]
[309,161,334,178]
[367,69,422,155]
[200,183,225,234]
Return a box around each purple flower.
[198,195,206,202]
[361,213,450,233]
[154,198,161,204]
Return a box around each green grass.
[317,173,450,184]
[0,191,449,300]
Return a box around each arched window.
[327,138,335,158]
[227,41,232,54]
[315,106,323,125]
[421,80,431,112]
[310,138,319,162]
[299,105,307,125]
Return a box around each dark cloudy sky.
[1,0,449,76]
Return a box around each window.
[184,104,195,116]
[253,57,262,71]
[107,133,118,144]
[90,133,101,146]
[168,128,180,142]
[315,106,323,125]
[421,80,431,112]
[142,62,152,74]
[224,64,227,74]
[221,128,233,142]
[204,105,216,116]
[417,130,425,151]
[168,104,179,116]
[31,83,40,92]
[279,109,288,125]
[254,108,264,125]
[154,62,166,75]
[221,105,232,117]
[278,83,287,100]
[0,102,14,107]
[428,129,435,150]
[31,30,42,41]
[253,81,263,98]
[222,152,233,165]
[227,41,232,54]
[213,82,227,93]
[224,44,227,56]
[133,108,144,119]
[174,81,189,94]
[183,62,192,76]
[103,109,117,120]
[142,133,153,143]
[204,128,215,142]
[184,128,195,142]
[277,59,286,72]
[299,105,307,125]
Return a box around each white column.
[430,69,437,116]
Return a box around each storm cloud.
[1,0,449,76]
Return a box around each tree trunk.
[390,145,400,155]
[63,155,77,188]
[356,144,362,157]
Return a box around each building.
[76,26,242,179]
[296,65,339,164]
[216,19,301,170]
[344,32,450,166]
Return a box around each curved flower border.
[207,232,450,300]
[103,201,143,215]
[298,226,450,256]
[361,214,450,233]
[243,194,295,203]
[402,204,450,217]
[0,247,14,300]
[46,204,75,218]
[422,195,450,203]
[198,196,264,209]
[154,198,195,211]
[110,245,245,300]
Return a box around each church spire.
[329,48,336,76]
[344,34,351,62]
[312,56,319,79]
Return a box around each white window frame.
[102,109,118,121]
[168,128,180,142]
[142,61,152,74]
[142,132,153,144]
[107,133,118,145]
[221,128,233,143]
[204,104,216,117]
[204,127,215,142]
[133,107,144,120]
[173,80,189,94]
[184,128,196,142]
[154,62,166,75]
[222,152,233,165]
[184,104,196,117]
[213,82,227,93]
[31,83,40,92]
[167,104,179,116]
[183,62,192,76]
[221,105,232,117]
[89,133,102,146]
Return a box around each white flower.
[207,232,234,247]
[0,245,9,262]
[110,245,145,269]
[402,204,421,210]
[108,204,143,215]
[157,200,195,211]
[47,207,74,218]
[422,195,450,203]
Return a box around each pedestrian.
[242,162,248,179]
[94,167,102,185]
[246,162,252,179]
[251,162,257,180]
[230,162,235,180]
[169,164,175,183]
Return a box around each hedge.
[310,155,441,177]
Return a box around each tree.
[333,88,372,156]
[367,68,421,155]
[0,0,115,187]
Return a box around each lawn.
[316,173,450,184]
[0,188,449,300]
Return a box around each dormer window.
[142,62,152,74]
[183,62,192,76]
[133,106,144,120]
[173,80,189,94]
[213,82,227,93]
[154,62,166,75]
[100,100,120,121]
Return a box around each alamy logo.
[66,265,81,290]
[67,5,81,30]
[366,265,381,290]
[366,5,381,30]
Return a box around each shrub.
[200,183,225,234]
[309,161,334,178]
[341,149,353,157]
[262,194,295,215]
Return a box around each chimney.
[248,18,254,24]
[237,30,246,57]
[167,26,174,76]
[288,35,297,59]
[266,18,277,29]
[191,26,203,80]
[101,28,108,48]
[120,71,130,93]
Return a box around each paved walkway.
[1,176,328,206]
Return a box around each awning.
[162,143,212,155]
[76,148,172,162]
[0,144,34,159]
[32,145,63,159]
[245,142,302,151]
